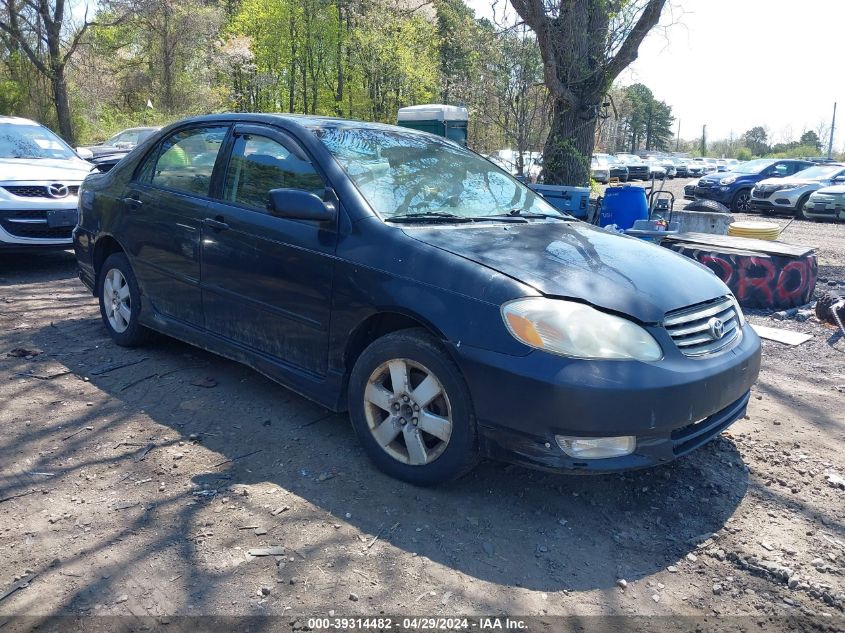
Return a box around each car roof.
[167,113,413,135]
[0,115,40,126]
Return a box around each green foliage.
[742,126,769,156]
[601,83,674,153]
[736,147,752,161]
[765,144,821,159]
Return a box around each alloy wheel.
[735,192,751,212]
[103,268,132,333]
[363,358,453,466]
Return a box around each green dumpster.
[397,104,468,146]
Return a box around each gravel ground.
[0,205,843,628]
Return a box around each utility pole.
[828,102,837,160]
[675,119,681,152]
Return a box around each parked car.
[724,159,741,171]
[687,160,706,178]
[658,158,677,179]
[644,157,667,179]
[683,181,697,201]
[590,156,611,183]
[616,153,649,180]
[802,184,845,221]
[702,158,719,173]
[80,127,160,158]
[750,163,845,219]
[73,113,761,485]
[594,153,628,182]
[694,159,814,212]
[670,157,689,178]
[0,116,92,250]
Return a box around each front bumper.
[454,324,761,473]
[750,189,803,213]
[694,185,733,205]
[803,201,845,220]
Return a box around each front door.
[121,125,228,326]
[201,124,337,375]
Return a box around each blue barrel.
[599,186,648,229]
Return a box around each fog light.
[555,435,636,459]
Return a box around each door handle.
[203,217,229,231]
[122,196,142,209]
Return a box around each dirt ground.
[1,192,843,627]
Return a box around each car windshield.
[792,164,844,180]
[733,159,776,174]
[312,126,565,220]
[0,122,76,160]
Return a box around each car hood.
[814,184,845,196]
[403,221,728,323]
[700,170,757,183]
[0,157,92,182]
[756,177,818,187]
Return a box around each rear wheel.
[731,189,752,212]
[348,329,478,485]
[98,253,150,347]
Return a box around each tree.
[0,0,102,143]
[799,130,821,152]
[509,0,668,185]
[742,126,769,156]
[480,25,549,175]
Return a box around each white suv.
[0,116,92,250]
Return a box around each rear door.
[201,123,337,375]
[120,125,228,326]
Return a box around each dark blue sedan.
[694,158,813,211]
[73,114,761,485]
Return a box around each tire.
[796,194,812,220]
[683,199,730,214]
[348,328,478,486]
[731,189,752,212]
[98,253,151,347]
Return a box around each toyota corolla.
[73,114,761,485]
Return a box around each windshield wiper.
[479,209,575,221]
[384,212,472,224]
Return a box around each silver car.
[802,184,845,221]
[750,163,845,219]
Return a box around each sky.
[464,0,845,149]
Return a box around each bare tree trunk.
[51,70,75,144]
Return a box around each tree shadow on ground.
[0,310,750,616]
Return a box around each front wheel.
[731,189,752,212]
[98,253,150,347]
[348,329,478,485]
[796,194,812,220]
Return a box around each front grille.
[752,189,773,199]
[2,185,79,198]
[664,296,740,357]
[0,210,72,240]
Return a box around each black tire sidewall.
[98,253,148,347]
[797,194,812,220]
[732,189,751,212]
[348,329,477,486]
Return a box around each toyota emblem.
[708,317,725,340]
[47,183,69,198]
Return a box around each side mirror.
[76,147,94,160]
[268,188,336,222]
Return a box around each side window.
[147,126,227,196]
[768,163,789,177]
[223,133,325,212]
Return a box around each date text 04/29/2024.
[306,617,527,630]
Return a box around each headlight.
[775,183,802,191]
[719,176,736,185]
[501,298,663,361]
